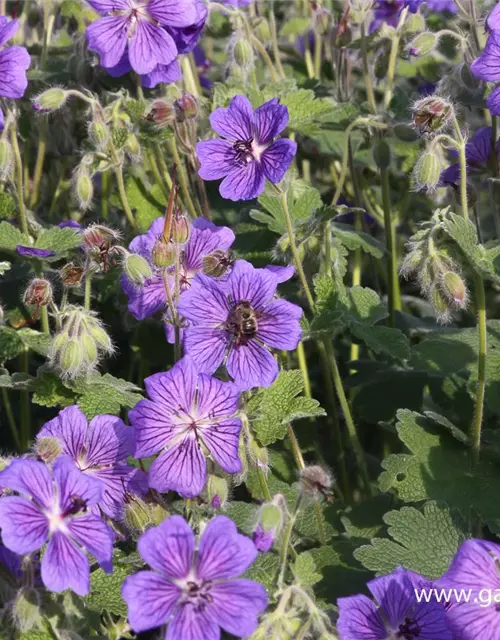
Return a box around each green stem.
[381,168,401,327]
[148,147,170,200]
[84,273,92,310]
[20,349,30,450]
[114,166,137,229]
[250,35,279,82]
[1,388,21,450]
[278,497,301,588]
[41,306,50,334]
[101,170,109,220]
[384,8,409,110]
[313,32,322,79]
[181,55,200,97]
[168,137,199,219]
[361,23,377,113]
[296,341,312,399]
[10,127,28,236]
[269,9,286,80]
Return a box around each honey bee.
[227,301,258,344]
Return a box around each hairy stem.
[381,167,401,327]
[1,388,20,450]
[168,138,199,219]
[10,126,28,236]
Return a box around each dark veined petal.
[66,514,114,568]
[122,571,181,633]
[129,20,177,75]
[137,515,194,578]
[53,456,103,512]
[37,404,87,461]
[471,31,500,81]
[197,139,237,180]
[209,95,254,142]
[147,0,198,27]
[226,339,278,390]
[0,458,53,508]
[226,260,278,309]
[0,496,48,555]
[254,99,289,145]
[219,160,265,201]
[148,435,207,498]
[199,418,242,474]
[0,46,30,99]
[336,594,387,640]
[210,579,268,638]
[86,15,129,70]
[165,601,220,640]
[86,414,134,464]
[257,298,303,350]
[41,531,90,596]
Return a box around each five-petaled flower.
[86,0,197,87]
[37,405,146,520]
[471,30,500,116]
[196,95,297,201]
[0,457,114,596]
[0,16,30,129]
[178,260,302,390]
[440,127,499,186]
[337,567,453,640]
[437,539,500,640]
[122,515,268,639]
[129,357,242,497]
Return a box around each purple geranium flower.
[169,0,208,54]
[121,217,235,335]
[86,0,197,76]
[252,524,275,553]
[129,357,242,497]
[440,127,498,185]
[437,539,500,640]
[106,51,181,89]
[487,4,500,32]
[177,260,302,390]
[37,405,145,520]
[0,17,30,129]
[122,515,268,639]
[197,95,297,201]
[16,245,55,258]
[337,567,453,640]
[0,457,114,596]
[58,219,82,230]
[370,1,422,32]
[471,31,500,115]
[427,0,456,12]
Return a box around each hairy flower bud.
[202,250,234,278]
[253,17,271,42]
[299,465,333,501]
[207,475,229,509]
[403,12,426,34]
[412,96,453,136]
[125,133,141,159]
[233,38,254,70]
[59,339,85,376]
[33,87,68,113]
[12,587,43,633]
[83,224,120,251]
[23,278,53,307]
[412,151,442,190]
[35,437,62,464]
[0,137,13,179]
[147,99,176,128]
[441,271,468,308]
[88,119,110,150]
[171,211,191,243]
[124,496,168,533]
[74,167,94,211]
[252,501,283,552]
[60,263,85,288]
[152,239,176,267]
[174,93,198,122]
[408,32,438,57]
[123,253,153,286]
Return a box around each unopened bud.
[60,339,85,375]
[35,437,62,464]
[403,12,426,34]
[124,133,141,159]
[0,138,13,178]
[408,32,437,57]
[412,152,441,190]
[412,96,453,136]
[12,587,43,633]
[314,8,331,35]
[83,224,120,251]
[253,502,283,552]
[60,263,85,288]
[233,38,254,69]
[124,253,153,286]
[207,475,229,509]
[88,324,113,352]
[202,250,233,278]
[88,119,110,150]
[152,239,176,267]
[253,17,271,42]
[147,99,176,128]
[80,333,98,365]
[75,168,93,211]
[441,271,468,307]
[171,212,191,243]
[373,141,391,170]
[23,278,53,307]
[432,287,450,319]
[174,93,198,122]
[33,88,68,113]
[299,465,333,501]
[125,496,169,532]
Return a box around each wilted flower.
[299,465,333,501]
[197,95,297,201]
[411,96,453,137]
[0,457,114,596]
[178,260,302,390]
[23,278,53,308]
[37,405,146,520]
[0,17,30,128]
[122,515,267,638]
[129,357,242,497]
[337,567,453,640]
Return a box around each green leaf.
[350,324,410,360]
[224,502,258,536]
[0,193,17,220]
[280,17,310,37]
[341,494,393,542]
[16,329,51,356]
[112,175,166,233]
[439,211,498,281]
[248,370,325,446]
[35,227,81,256]
[332,222,385,259]
[244,553,280,592]
[346,286,387,324]
[282,90,337,136]
[0,326,24,362]
[293,551,323,587]
[379,409,500,532]
[0,221,28,252]
[354,501,465,579]
[252,182,322,235]
[85,555,134,616]
[32,371,76,408]
[68,373,143,419]
[0,261,11,275]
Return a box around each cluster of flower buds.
[82,224,122,272]
[49,305,114,378]
[146,93,199,129]
[400,209,469,323]
[124,495,169,534]
[252,498,284,552]
[411,96,454,138]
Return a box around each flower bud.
[80,333,98,365]
[299,465,333,501]
[313,8,331,35]
[125,497,169,532]
[75,168,94,211]
[432,287,450,321]
[248,437,269,468]
[253,17,271,42]
[152,239,176,267]
[60,263,85,288]
[123,253,153,286]
[33,88,68,113]
[202,250,233,278]
[174,93,198,122]
[412,96,453,136]
[403,12,426,34]
[35,437,62,464]
[0,137,13,179]
[441,271,468,307]
[59,339,85,375]
[408,32,437,57]
[412,151,442,190]
[23,278,53,307]
[147,99,176,128]
[12,587,43,633]
[207,475,229,509]
[233,38,254,70]
[373,141,391,170]
[253,502,283,552]
[88,119,110,150]
[83,224,120,251]
[124,133,141,159]
[87,324,113,352]
[171,211,191,243]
